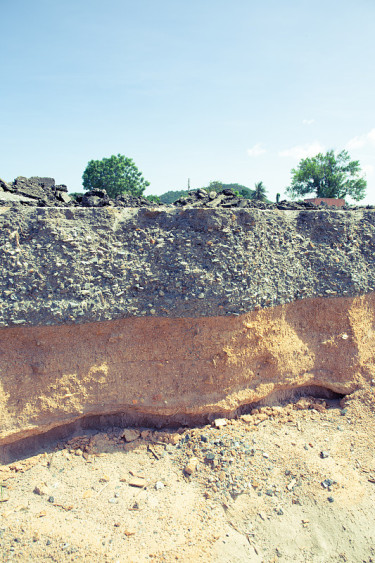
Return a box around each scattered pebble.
[213,419,228,428]
[33,484,48,496]
[121,429,141,443]
[184,457,199,475]
[128,477,148,488]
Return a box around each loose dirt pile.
[1,389,375,562]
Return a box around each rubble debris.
[1,177,374,210]
[121,429,141,443]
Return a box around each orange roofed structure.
[304,198,345,208]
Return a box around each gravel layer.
[1,205,375,327]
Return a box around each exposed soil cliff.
[1,292,375,449]
[0,204,375,449]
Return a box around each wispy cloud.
[302,119,315,126]
[346,128,375,150]
[279,142,325,160]
[247,143,266,157]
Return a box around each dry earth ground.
[1,388,375,563]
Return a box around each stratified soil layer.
[1,293,374,449]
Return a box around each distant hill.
[159,190,191,204]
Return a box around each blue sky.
[1,0,375,203]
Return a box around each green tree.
[286,150,366,201]
[145,194,160,203]
[82,154,150,198]
[238,187,253,199]
[69,192,84,201]
[251,181,268,201]
[207,180,224,192]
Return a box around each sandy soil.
[3,292,375,447]
[1,387,375,563]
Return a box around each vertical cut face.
[0,292,374,453]
[0,207,375,327]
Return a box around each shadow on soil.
[1,385,345,465]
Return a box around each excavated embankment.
[1,205,375,451]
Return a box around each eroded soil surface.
[1,388,375,562]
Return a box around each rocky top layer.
[172,189,365,210]
[0,176,71,206]
[0,177,156,208]
[1,177,374,210]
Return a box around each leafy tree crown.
[82,154,150,198]
[251,181,268,201]
[286,150,366,201]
